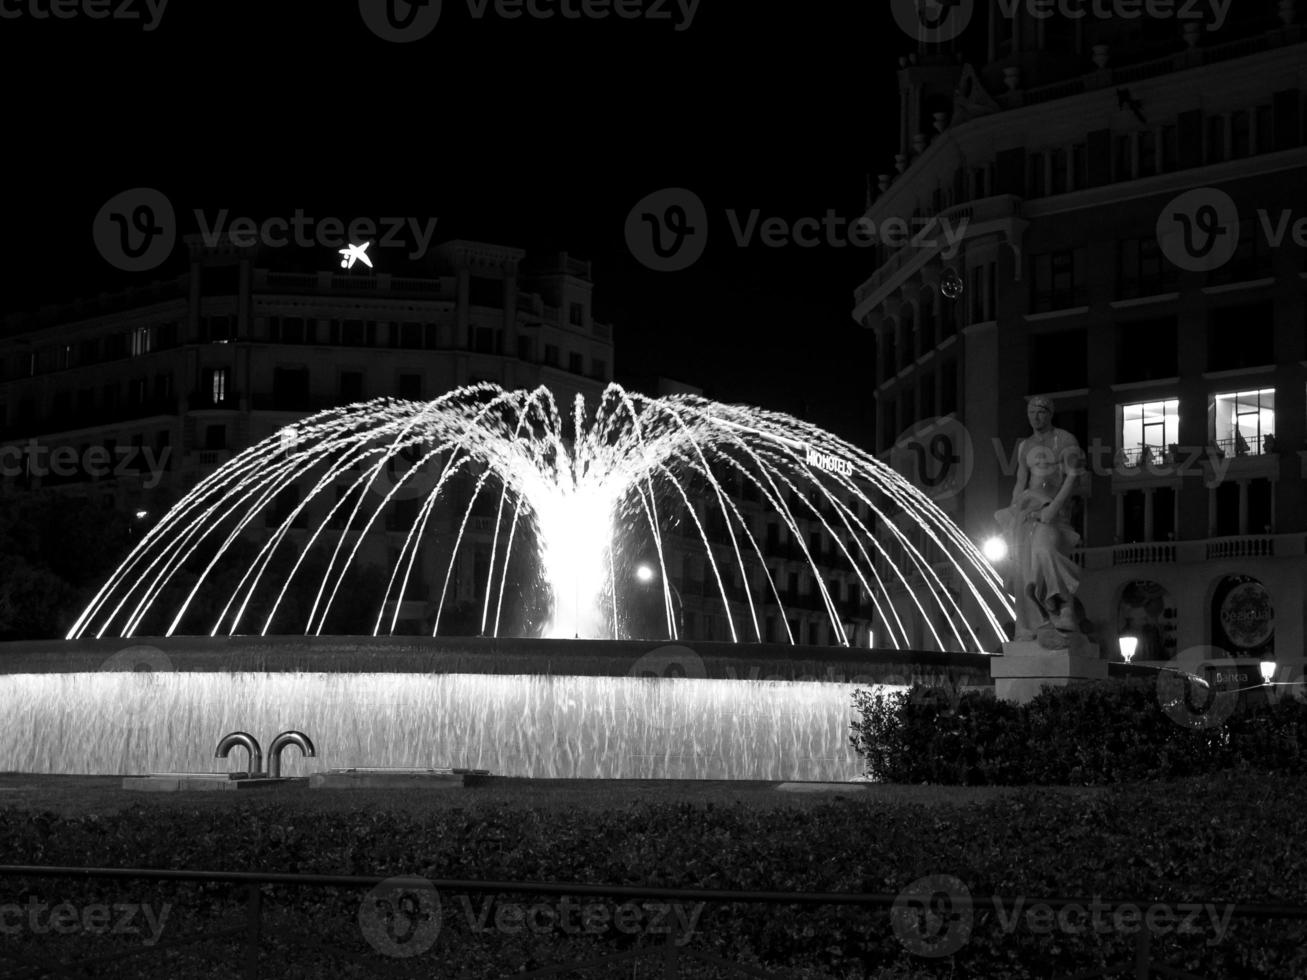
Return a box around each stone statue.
[994,396,1088,649]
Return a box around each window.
[1210,222,1271,285]
[1117,238,1177,300]
[1213,389,1275,457]
[1031,249,1086,312]
[1209,303,1273,369]
[474,327,497,354]
[339,371,364,403]
[280,317,306,344]
[1206,115,1227,164]
[205,367,230,406]
[1119,399,1180,466]
[399,322,422,348]
[398,373,422,400]
[1028,330,1087,393]
[591,358,607,379]
[1114,317,1177,383]
[517,336,535,362]
[544,345,559,368]
[130,326,153,357]
[569,303,584,327]
[272,367,310,411]
[202,316,233,343]
[205,424,227,450]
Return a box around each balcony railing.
[1206,536,1275,560]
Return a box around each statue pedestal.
[990,638,1106,704]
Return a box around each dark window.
[544,345,559,368]
[272,367,310,411]
[1118,237,1177,299]
[1031,249,1086,312]
[1248,479,1273,534]
[423,324,440,349]
[281,317,306,344]
[1122,490,1146,543]
[205,424,226,450]
[517,336,535,361]
[1029,329,1088,393]
[340,371,364,403]
[568,352,583,374]
[569,303,584,326]
[1209,303,1274,370]
[1154,487,1176,541]
[1114,318,1177,383]
[397,374,422,400]
[1214,481,1240,536]
[469,277,503,308]
[400,322,422,348]
[474,328,497,354]
[592,358,607,379]
[940,361,959,415]
[202,265,240,296]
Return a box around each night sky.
[0,0,908,444]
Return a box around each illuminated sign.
[338,241,374,270]
[805,446,853,476]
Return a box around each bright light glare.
[982,536,1008,563]
[1260,660,1276,683]
[635,564,655,584]
[134,510,149,520]
[1118,636,1138,663]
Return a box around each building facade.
[0,237,615,634]
[855,1,1307,662]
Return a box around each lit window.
[1119,399,1180,465]
[1213,389,1275,457]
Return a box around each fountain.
[1,385,1011,781]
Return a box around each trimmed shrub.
[850,678,1307,785]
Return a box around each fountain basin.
[122,774,303,792]
[309,767,491,790]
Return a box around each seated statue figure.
[994,396,1087,648]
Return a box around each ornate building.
[855,1,1307,664]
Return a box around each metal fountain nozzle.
[268,730,317,779]
[215,731,264,778]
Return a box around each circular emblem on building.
[1219,581,1274,649]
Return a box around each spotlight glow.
[982,536,1008,563]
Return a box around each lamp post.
[635,563,684,639]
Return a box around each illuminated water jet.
[68,383,1012,650]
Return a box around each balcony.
[1073,534,1302,570]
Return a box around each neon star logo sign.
[338,241,374,270]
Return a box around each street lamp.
[1118,635,1138,664]
[635,563,684,639]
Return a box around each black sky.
[1,0,904,444]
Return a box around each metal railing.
[1,864,1305,979]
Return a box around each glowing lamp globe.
[635,564,655,584]
[940,268,964,300]
[1260,660,1276,684]
[1118,636,1138,664]
[982,536,1008,563]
